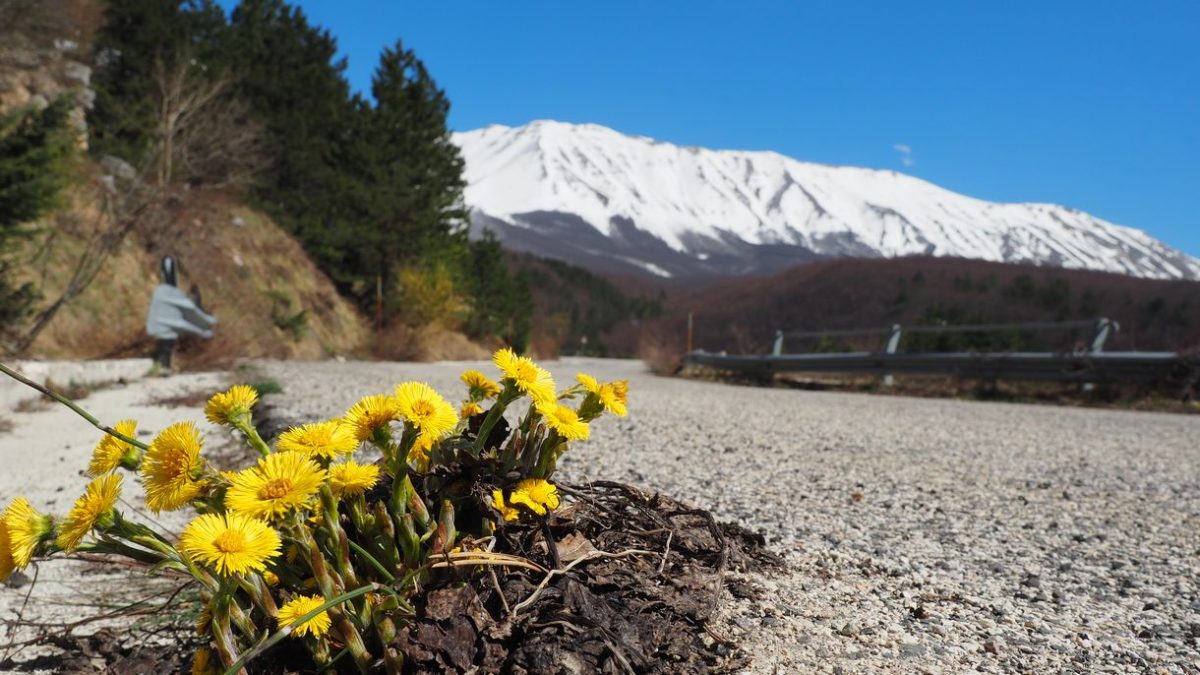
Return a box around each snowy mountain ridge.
[452,120,1200,280]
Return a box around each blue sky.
[224,2,1199,256]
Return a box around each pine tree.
[465,231,533,349]
[293,39,470,311]
[344,40,468,308]
[0,98,75,336]
[227,0,352,224]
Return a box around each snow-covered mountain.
[453,120,1200,280]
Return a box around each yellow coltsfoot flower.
[226,452,326,521]
[141,422,206,513]
[343,394,401,442]
[611,379,629,407]
[406,442,432,472]
[204,384,259,425]
[538,402,590,441]
[278,594,332,638]
[87,420,139,476]
[460,369,501,399]
[493,348,556,406]
[490,489,520,522]
[0,520,16,582]
[576,373,628,417]
[3,497,52,569]
[460,401,484,419]
[179,511,281,576]
[394,381,458,449]
[191,646,218,675]
[56,474,122,551]
[508,478,560,516]
[277,420,358,460]
[328,460,381,498]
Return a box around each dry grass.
[637,328,685,376]
[13,182,370,363]
[373,323,493,362]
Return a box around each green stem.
[348,540,394,582]
[471,386,518,453]
[319,485,359,589]
[213,578,247,674]
[0,361,148,450]
[221,583,382,675]
[233,418,272,458]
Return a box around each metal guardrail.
[688,318,1198,386]
[687,349,1196,384]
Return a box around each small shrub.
[393,263,467,329]
[266,290,309,341]
[248,379,283,396]
[638,327,684,376]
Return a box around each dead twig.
[0,362,147,450]
[512,548,654,616]
[0,564,39,664]
[489,566,511,618]
[658,529,675,575]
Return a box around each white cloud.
[893,143,915,167]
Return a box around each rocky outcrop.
[0,11,94,145]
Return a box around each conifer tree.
[338,40,468,308]
[227,0,352,238]
[0,98,75,336]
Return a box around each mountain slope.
[454,121,1200,281]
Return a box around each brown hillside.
[657,257,1200,355]
[15,181,369,364]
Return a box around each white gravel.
[254,357,1200,674]
[3,357,1199,673]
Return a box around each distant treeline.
[667,257,1200,355]
[87,0,533,348]
[511,254,665,357]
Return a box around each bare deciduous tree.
[151,52,266,188]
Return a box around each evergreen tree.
[0,98,75,335]
[465,231,533,349]
[334,40,468,309]
[227,0,352,240]
[272,38,470,310]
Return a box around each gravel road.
[3,357,1199,673]
[255,357,1200,674]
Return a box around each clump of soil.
[395,481,781,674]
[0,482,781,673]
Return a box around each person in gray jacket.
[145,256,216,375]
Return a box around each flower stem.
[221,583,381,675]
[0,361,148,450]
[471,387,518,454]
[233,418,271,458]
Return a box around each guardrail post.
[1083,317,1116,392]
[1090,317,1115,353]
[773,330,784,356]
[883,324,902,386]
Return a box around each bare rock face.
[0,18,94,147]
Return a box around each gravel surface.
[255,357,1200,674]
[3,357,1199,673]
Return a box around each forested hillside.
[660,257,1200,356]
[1,0,660,359]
